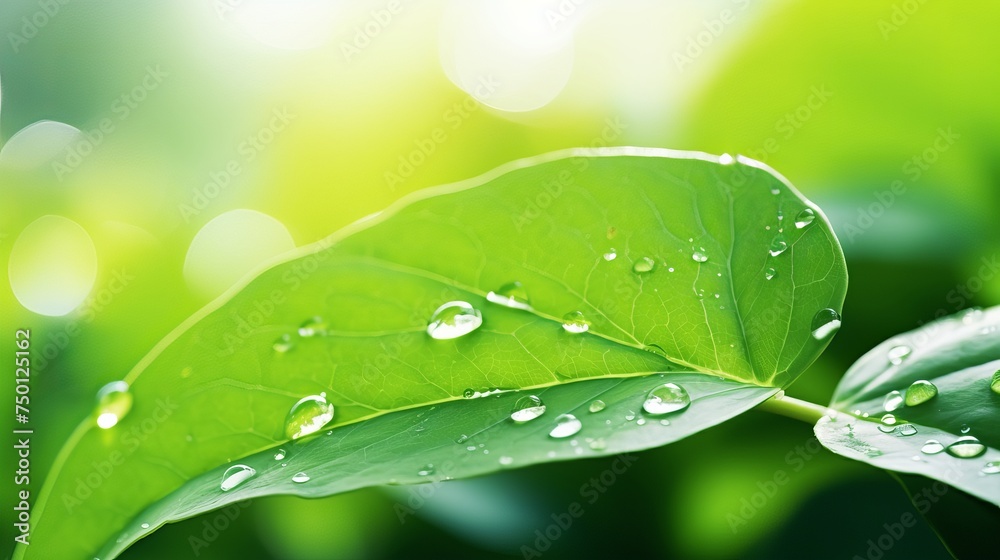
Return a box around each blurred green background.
[1,1,997,558]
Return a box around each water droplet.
[486,282,532,311]
[719,153,735,165]
[811,308,842,340]
[603,249,617,261]
[764,267,776,281]
[549,414,582,438]
[284,394,335,440]
[878,414,898,433]
[455,434,469,444]
[140,523,150,529]
[624,411,636,421]
[770,187,780,195]
[588,438,606,450]
[95,381,132,430]
[904,380,938,406]
[921,440,945,455]
[427,301,482,340]
[794,208,816,229]
[561,311,591,334]
[298,316,327,337]
[691,250,708,263]
[220,465,256,491]
[636,418,646,426]
[510,395,546,423]
[274,449,286,461]
[946,436,986,459]
[588,400,606,413]
[768,237,788,257]
[991,370,1000,395]
[642,383,691,415]
[898,424,917,436]
[632,257,655,273]
[982,461,1000,474]
[499,456,513,466]
[292,472,310,483]
[417,464,435,476]
[659,419,671,426]
[960,424,971,434]
[272,334,295,353]
[882,391,903,412]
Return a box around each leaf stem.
[758,392,831,424]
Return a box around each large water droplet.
[588,400,606,413]
[882,391,903,412]
[632,257,655,273]
[794,208,816,229]
[768,237,788,257]
[272,334,295,353]
[427,301,483,340]
[510,395,546,423]
[982,461,1000,475]
[274,449,286,461]
[811,308,842,340]
[561,311,591,334]
[486,282,532,311]
[764,267,776,281]
[991,370,1000,395]
[887,345,912,365]
[549,414,582,438]
[921,440,945,455]
[292,472,310,483]
[946,436,986,458]
[691,250,708,263]
[642,383,691,415]
[95,381,133,429]
[878,414,898,433]
[220,465,256,491]
[603,249,617,261]
[284,394,335,440]
[904,380,938,406]
[298,316,327,337]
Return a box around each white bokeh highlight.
[226,0,343,51]
[8,215,98,316]
[0,120,82,169]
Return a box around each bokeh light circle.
[8,215,98,316]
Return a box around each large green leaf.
[815,306,1000,507]
[18,148,847,559]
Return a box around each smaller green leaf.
[815,307,1000,507]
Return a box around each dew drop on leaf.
[549,414,582,439]
[284,394,335,440]
[220,465,256,492]
[691,250,708,263]
[882,391,903,412]
[898,424,917,436]
[946,436,986,459]
[588,438,606,450]
[588,399,606,413]
[904,380,938,406]
[811,308,842,340]
[765,267,776,280]
[636,418,646,426]
[417,464,435,476]
[95,381,132,430]
[510,395,546,423]
[603,249,617,261]
[298,316,327,337]
[426,301,482,340]
[292,472,310,483]
[982,461,1000,475]
[794,208,816,229]
[642,383,691,415]
[486,281,532,310]
[632,256,655,273]
[960,424,971,434]
[272,334,295,353]
[921,440,945,455]
[561,311,590,334]
[768,236,788,257]
[887,344,912,365]
[499,456,513,466]
[719,153,735,165]
[274,449,286,461]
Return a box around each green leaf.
[815,306,1000,508]
[19,148,847,559]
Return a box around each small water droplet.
[292,472,310,483]
[427,301,482,340]
[811,308,842,340]
[904,380,938,406]
[885,345,911,366]
[794,208,816,229]
[632,256,655,273]
[95,381,132,429]
[549,414,582,438]
[284,394,335,440]
[561,311,591,334]
[636,418,646,426]
[659,419,671,426]
[624,411,636,422]
[764,267,776,281]
[946,436,986,459]
[510,395,547,423]
[770,187,780,195]
[588,400,606,413]
[455,434,469,444]
[883,391,903,412]
[642,383,691,415]
[991,370,1000,395]
[486,281,532,311]
[220,465,256,491]
[417,464,435,476]
[768,237,788,257]
[603,249,617,261]
[298,316,327,337]
[691,250,708,263]
[274,449,286,461]
[878,414,898,433]
[960,424,971,434]
[982,461,1000,474]
[272,334,295,353]
[719,153,735,165]
[588,438,606,450]
[140,523,150,529]
[921,440,945,455]
[499,456,513,466]
[898,424,917,436]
